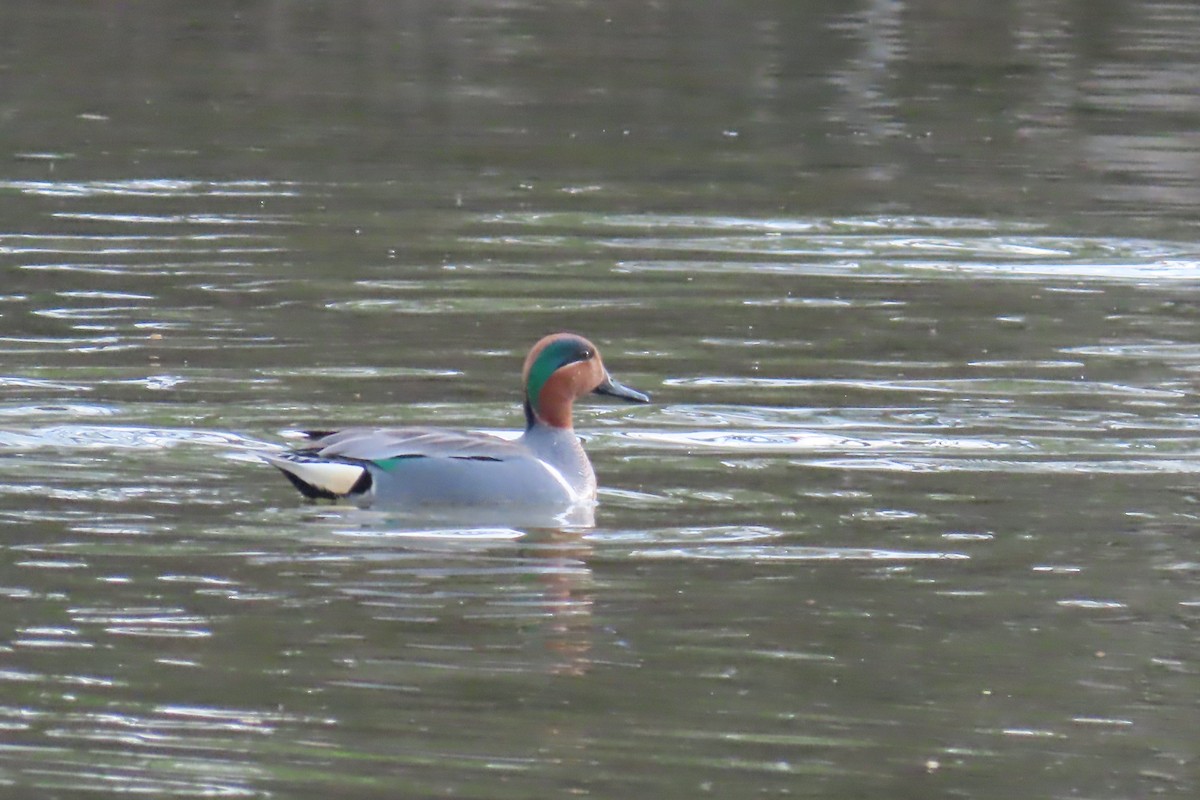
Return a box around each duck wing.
[299,427,524,463]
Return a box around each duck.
[264,333,649,509]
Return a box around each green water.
[1,2,1198,798]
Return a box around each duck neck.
[524,395,574,431]
[521,418,595,498]
[523,399,538,431]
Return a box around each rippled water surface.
[2,2,1200,798]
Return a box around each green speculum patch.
[373,455,424,471]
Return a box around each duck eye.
[581,348,595,360]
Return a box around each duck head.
[521,333,650,430]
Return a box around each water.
[2,2,1199,798]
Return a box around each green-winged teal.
[264,333,649,509]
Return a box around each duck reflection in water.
[308,516,603,677]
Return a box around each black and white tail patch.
[263,453,373,500]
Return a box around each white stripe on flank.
[537,460,580,502]
[264,455,365,496]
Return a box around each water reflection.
[253,515,601,677]
[0,179,304,198]
[1,0,1200,797]
[0,425,269,451]
[2,2,1200,222]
